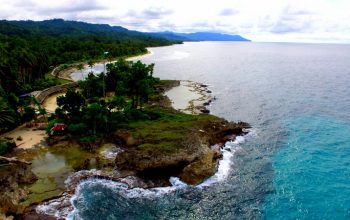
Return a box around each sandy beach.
[1,125,47,149]
[56,49,153,82]
[165,80,213,114]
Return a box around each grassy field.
[127,108,219,154]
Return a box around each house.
[50,123,67,135]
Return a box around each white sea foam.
[49,129,256,219]
[36,193,73,219]
[198,128,256,188]
[100,145,124,159]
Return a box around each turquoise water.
[264,116,350,219]
[69,42,350,219]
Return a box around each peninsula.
[0,19,250,219]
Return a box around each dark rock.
[115,119,250,185]
[200,109,210,114]
[0,162,37,216]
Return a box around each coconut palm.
[0,99,16,128]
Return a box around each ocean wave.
[40,129,255,219]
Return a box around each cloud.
[13,0,106,14]
[142,7,173,19]
[270,6,314,34]
[219,8,238,16]
[1,0,350,43]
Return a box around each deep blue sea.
[69,42,350,219]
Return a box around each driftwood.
[0,156,31,165]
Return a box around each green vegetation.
[127,108,219,154]
[45,72,70,85]
[0,19,178,95]
[0,139,16,155]
[0,87,42,133]
[0,19,178,134]
[48,59,158,143]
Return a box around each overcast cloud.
[1,0,350,43]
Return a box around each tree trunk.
[0,156,31,165]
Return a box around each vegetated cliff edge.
[114,82,250,185]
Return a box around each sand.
[57,50,153,82]
[42,92,66,113]
[165,81,213,114]
[1,125,47,149]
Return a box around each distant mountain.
[150,31,250,42]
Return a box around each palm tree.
[77,63,84,80]
[14,48,36,84]
[87,60,94,72]
[0,99,16,129]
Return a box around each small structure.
[50,123,67,135]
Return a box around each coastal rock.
[116,132,138,147]
[180,144,216,185]
[211,144,223,159]
[0,162,37,217]
[115,119,250,185]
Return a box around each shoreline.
[54,49,153,82]
[1,50,251,219]
[7,80,250,219]
[35,127,252,219]
[165,80,214,114]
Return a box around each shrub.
[69,123,88,136]
[79,135,96,143]
[125,108,149,121]
[0,140,16,155]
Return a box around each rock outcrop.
[0,160,37,217]
[115,120,250,185]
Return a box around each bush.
[125,108,149,121]
[22,106,36,122]
[0,140,16,155]
[79,135,96,143]
[69,123,88,136]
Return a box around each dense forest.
[49,60,159,145]
[0,19,178,94]
[0,19,178,134]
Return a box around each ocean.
[68,42,350,219]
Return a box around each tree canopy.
[0,19,178,95]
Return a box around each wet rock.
[180,146,216,185]
[34,193,73,220]
[200,109,210,114]
[211,144,223,159]
[115,119,250,186]
[116,132,138,147]
[0,162,37,217]
[119,176,149,188]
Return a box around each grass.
[45,72,71,85]
[127,107,219,155]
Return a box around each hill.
[0,19,179,94]
[150,31,250,42]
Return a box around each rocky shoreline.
[29,119,250,219]
[1,80,250,219]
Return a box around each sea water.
[69,42,350,219]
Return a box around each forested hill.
[150,31,251,42]
[0,19,178,94]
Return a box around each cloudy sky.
[1,0,350,43]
